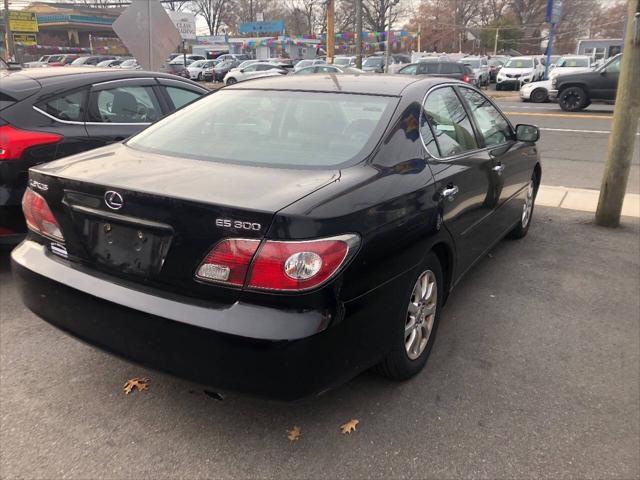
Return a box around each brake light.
[196,235,359,291]
[463,74,470,83]
[22,187,64,241]
[0,125,62,161]
[196,239,260,286]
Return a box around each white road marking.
[539,127,640,135]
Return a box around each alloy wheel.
[405,270,438,360]
[521,179,535,228]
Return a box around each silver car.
[460,57,490,86]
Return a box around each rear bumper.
[548,89,559,101]
[11,241,404,400]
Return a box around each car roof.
[1,67,204,98]
[226,74,448,96]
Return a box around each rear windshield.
[463,59,480,67]
[127,89,396,168]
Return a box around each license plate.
[88,220,171,276]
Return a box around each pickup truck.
[549,54,621,112]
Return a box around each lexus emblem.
[104,190,124,210]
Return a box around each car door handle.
[441,185,459,200]
[492,164,505,175]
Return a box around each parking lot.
[1,91,639,479]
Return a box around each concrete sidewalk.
[538,184,640,218]
[1,206,638,479]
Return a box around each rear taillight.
[196,234,359,292]
[22,187,64,241]
[196,239,260,286]
[463,74,470,83]
[0,125,62,161]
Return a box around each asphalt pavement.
[1,206,638,479]
[494,97,640,194]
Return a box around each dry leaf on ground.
[123,377,149,395]
[340,419,359,434]
[287,425,302,442]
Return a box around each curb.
[537,185,640,218]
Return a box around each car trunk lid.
[31,144,339,304]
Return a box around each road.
[1,207,639,479]
[495,100,640,194]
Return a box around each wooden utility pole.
[326,0,335,63]
[355,0,362,68]
[493,27,499,56]
[3,0,14,61]
[595,0,640,227]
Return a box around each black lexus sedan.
[12,75,541,400]
[0,67,207,243]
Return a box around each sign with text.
[239,20,284,34]
[9,11,39,32]
[13,33,37,45]
[167,11,196,40]
[545,0,563,24]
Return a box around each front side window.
[38,89,86,122]
[128,90,396,168]
[458,88,512,146]
[399,64,418,75]
[317,66,339,73]
[88,86,161,123]
[422,87,477,157]
[603,56,621,73]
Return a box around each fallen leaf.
[287,425,302,442]
[340,419,359,434]
[123,377,149,395]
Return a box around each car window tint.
[438,63,458,74]
[458,88,512,146]
[38,89,86,122]
[423,87,477,157]
[88,86,161,123]
[604,56,621,73]
[399,64,418,74]
[128,90,396,168]
[165,87,201,110]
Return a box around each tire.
[226,77,237,85]
[496,83,502,91]
[375,252,444,380]
[508,171,538,239]
[197,72,202,81]
[530,88,548,103]
[558,86,588,112]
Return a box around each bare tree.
[193,0,233,35]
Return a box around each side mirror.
[600,70,607,76]
[516,124,539,143]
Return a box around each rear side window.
[423,87,477,157]
[37,89,87,122]
[439,63,460,74]
[165,87,201,109]
[419,63,438,74]
[88,86,161,123]
[0,92,17,111]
